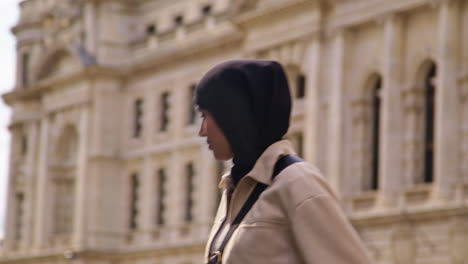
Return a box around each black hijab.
[195,60,291,186]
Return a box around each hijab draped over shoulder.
[195,60,292,186]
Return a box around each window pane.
[423,64,436,183]
[370,77,382,190]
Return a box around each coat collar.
[219,140,295,189]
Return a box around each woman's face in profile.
[198,109,233,160]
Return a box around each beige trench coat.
[205,140,373,264]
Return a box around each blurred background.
[0,0,467,264]
[0,0,20,242]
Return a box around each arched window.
[52,125,78,238]
[405,60,437,185]
[56,125,78,164]
[352,74,382,192]
[370,77,382,190]
[423,64,436,183]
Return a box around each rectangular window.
[185,163,195,223]
[53,179,75,235]
[160,92,170,132]
[134,99,143,138]
[174,15,184,27]
[188,84,197,125]
[22,53,29,88]
[296,74,306,99]
[156,168,166,226]
[21,134,28,156]
[129,174,139,230]
[15,193,24,241]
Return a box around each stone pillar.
[3,127,19,251]
[460,74,468,178]
[84,0,97,56]
[434,0,460,200]
[378,15,404,207]
[33,117,50,250]
[303,37,321,164]
[197,146,217,238]
[73,108,89,248]
[23,122,39,248]
[327,30,348,198]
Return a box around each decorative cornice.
[129,24,244,75]
[350,203,468,227]
[234,0,317,26]
[0,243,206,263]
[11,21,41,35]
[1,66,126,106]
[327,0,432,32]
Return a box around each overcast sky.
[0,0,20,239]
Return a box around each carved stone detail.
[392,224,416,264]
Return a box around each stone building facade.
[1,0,468,263]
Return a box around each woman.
[195,60,372,264]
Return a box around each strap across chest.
[207,154,303,264]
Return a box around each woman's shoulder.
[271,160,338,208]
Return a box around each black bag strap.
[208,154,303,264]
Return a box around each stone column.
[460,74,468,179]
[303,37,321,164]
[327,30,348,198]
[73,108,89,248]
[378,15,404,207]
[3,127,19,251]
[33,117,50,250]
[23,121,39,249]
[434,0,460,200]
[197,146,217,238]
[84,0,97,56]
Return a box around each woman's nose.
[198,121,206,137]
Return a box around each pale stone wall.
[1,0,468,263]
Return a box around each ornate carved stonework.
[41,0,84,46]
[450,218,468,264]
[392,224,416,264]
